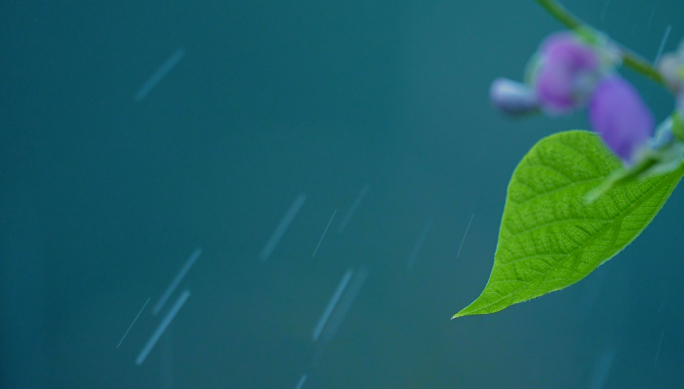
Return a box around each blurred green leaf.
[455,130,684,318]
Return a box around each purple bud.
[489,78,539,115]
[534,33,600,115]
[588,75,654,163]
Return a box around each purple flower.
[489,77,539,115]
[588,75,654,163]
[534,33,600,115]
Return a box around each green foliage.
[674,112,684,142]
[455,130,684,318]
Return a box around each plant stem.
[533,0,667,88]
[534,0,581,29]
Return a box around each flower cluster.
[491,30,684,173]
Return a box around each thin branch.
[533,0,667,88]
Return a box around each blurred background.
[1,0,684,388]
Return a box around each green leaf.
[454,130,684,318]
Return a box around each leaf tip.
[452,306,476,319]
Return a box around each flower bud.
[588,76,654,164]
[489,78,539,115]
[657,38,684,92]
[639,117,684,176]
[650,117,675,150]
[534,32,601,115]
[658,55,684,91]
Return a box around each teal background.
[1,0,684,388]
